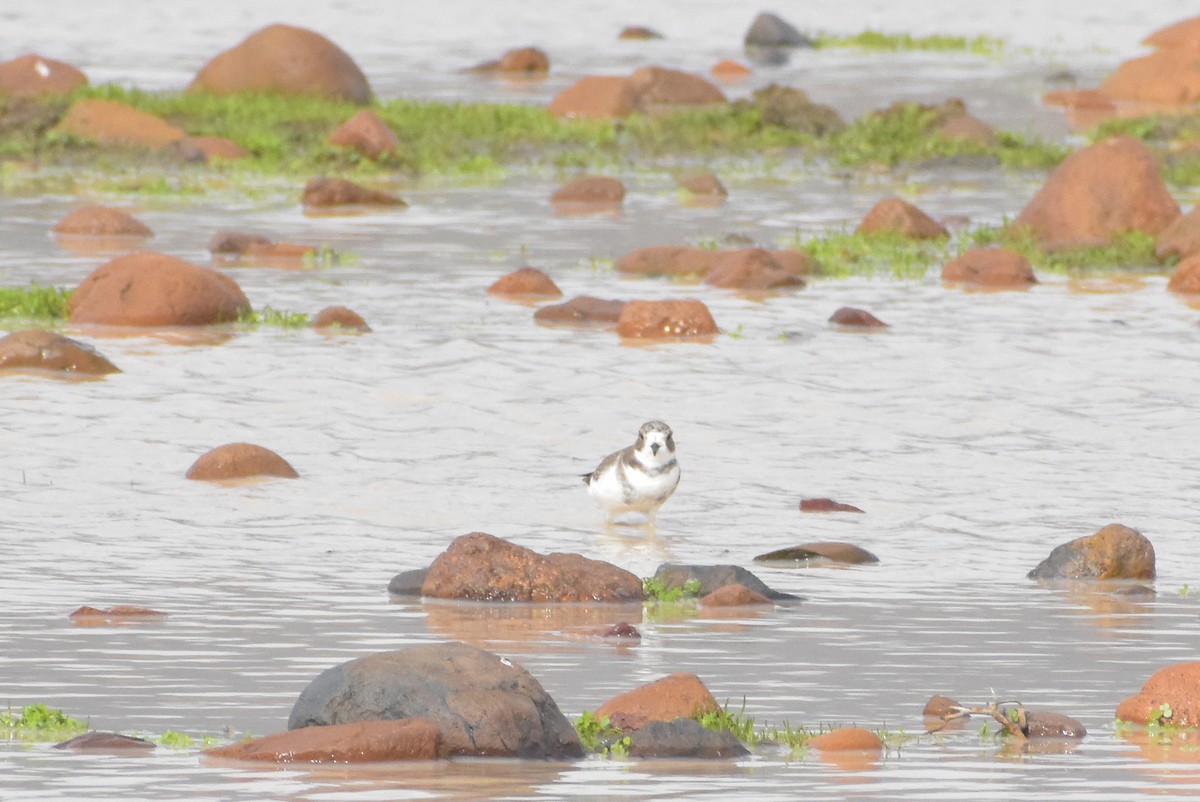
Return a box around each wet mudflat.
[5,1,1200,800]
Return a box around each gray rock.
[744,12,814,48]
[627,718,749,758]
[387,567,428,596]
[54,732,155,751]
[652,563,799,600]
[288,641,583,759]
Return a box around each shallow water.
[4,1,1200,800]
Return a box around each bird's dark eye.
[666,435,675,450]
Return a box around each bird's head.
[635,420,675,463]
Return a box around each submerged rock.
[547,75,640,119]
[735,84,844,136]
[856,197,948,239]
[1025,711,1087,739]
[550,175,625,208]
[0,331,119,376]
[311,306,371,332]
[328,109,400,160]
[711,60,752,81]
[189,23,372,103]
[651,563,797,600]
[942,247,1037,288]
[800,497,865,513]
[1168,254,1200,293]
[488,267,562,298]
[828,308,887,328]
[1157,205,1200,261]
[68,605,166,625]
[616,300,718,339]
[420,532,643,602]
[699,583,773,606]
[205,718,447,763]
[619,26,664,40]
[186,443,299,481]
[808,727,884,751]
[469,47,550,75]
[596,673,719,731]
[743,12,813,48]
[302,177,406,208]
[534,295,626,326]
[55,732,155,751]
[627,66,726,108]
[704,248,805,290]
[68,251,250,326]
[754,542,878,565]
[0,54,87,96]
[615,245,723,277]
[1012,136,1180,250]
[1117,662,1200,726]
[387,568,429,597]
[54,205,151,238]
[1028,523,1155,581]
[677,171,727,198]
[627,718,749,758]
[287,641,583,758]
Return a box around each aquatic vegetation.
[0,284,72,322]
[813,29,1006,57]
[0,703,88,741]
[791,229,942,279]
[642,576,703,602]
[963,226,1162,274]
[573,711,629,757]
[237,306,312,329]
[696,701,765,745]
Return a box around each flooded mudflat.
[5,0,1200,799]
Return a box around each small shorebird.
[583,421,680,526]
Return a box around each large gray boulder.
[744,12,814,48]
[288,642,583,758]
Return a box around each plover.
[583,421,680,525]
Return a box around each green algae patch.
[796,230,945,280]
[0,704,88,742]
[813,30,1006,58]
[965,226,1163,274]
[237,305,311,329]
[0,284,72,323]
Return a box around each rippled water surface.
[4,1,1200,800]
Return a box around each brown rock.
[619,26,664,40]
[421,532,643,602]
[808,727,883,751]
[56,99,185,149]
[1028,523,1156,581]
[829,307,887,328]
[942,247,1037,288]
[627,66,726,108]
[0,330,119,376]
[596,673,719,731]
[69,251,250,327]
[616,299,718,339]
[488,267,562,298]
[800,497,865,513]
[678,171,727,197]
[172,136,248,163]
[936,112,996,147]
[188,23,371,103]
[204,718,447,763]
[0,54,87,96]
[534,296,626,326]
[550,175,625,204]
[754,542,878,565]
[856,197,948,239]
[328,109,400,160]
[208,231,272,254]
[1013,136,1180,250]
[699,583,772,607]
[1144,16,1200,50]
[739,84,845,135]
[485,47,550,74]
[1100,49,1200,105]
[1025,711,1087,739]
[1042,89,1117,110]
[1117,662,1200,726]
[186,443,299,481]
[923,695,962,719]
[711,59,752,81]
[598,622,641,638]
[615,245,723,276]
[703,248,805,290]
[69,605,166,623]
[55,732,155,751]
[302,177,405,208]
[1168,254,1200,292]
[1157,206,1200,260]
[54,206,151,238]
[312,306,371,332]
[770,249,819,276]
[548,75,639,119]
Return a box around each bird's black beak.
[650,443,660,455]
